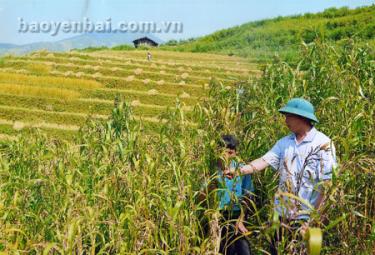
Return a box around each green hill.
[163,5,375,62]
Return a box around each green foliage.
[165,39,179,46]
[162,5,375,63]
[76,43,136,51]
[76,46,109,52]
[111,44,135,51]
[321,7,350,18]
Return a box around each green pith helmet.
[279,98,319,123]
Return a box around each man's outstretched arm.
[240,158,269,175]
[240,139,283,175]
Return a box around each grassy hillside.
[0,50,259,141]
[162,5,375,62]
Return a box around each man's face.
[284,113,306,133]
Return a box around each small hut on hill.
[133,37,159,48]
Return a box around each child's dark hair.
[220,134,239,150]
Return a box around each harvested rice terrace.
[0,50,259,141]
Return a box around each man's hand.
[240,164,255,175]
[235,219,249,235]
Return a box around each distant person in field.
[147,52,152,61]
[200,135,254,255]
[235,98,337,254]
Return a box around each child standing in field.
[201,135,254,255]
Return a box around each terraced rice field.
[0,50,260,141]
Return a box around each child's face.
[224,148,236,159]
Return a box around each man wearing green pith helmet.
[238,98,337,254]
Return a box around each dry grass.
[111,67,121,72]
[92,72,103,78]
[134,68,143,75]
[64,71,75,77]
[13,121,25,131]
[0,118,80,131]
[0,134,17,141]
[156,80,165,85]
[11,57,249,84]
[147,89,159,95]
[143,79,151,84]
[0,72,102,90]
[27,63,52,74]
[75,72,85,78]
[0,83,80,100]
[180,92,191,98]
[131,100,141,106]
[181,73,189,79]
[126,75,135,82]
